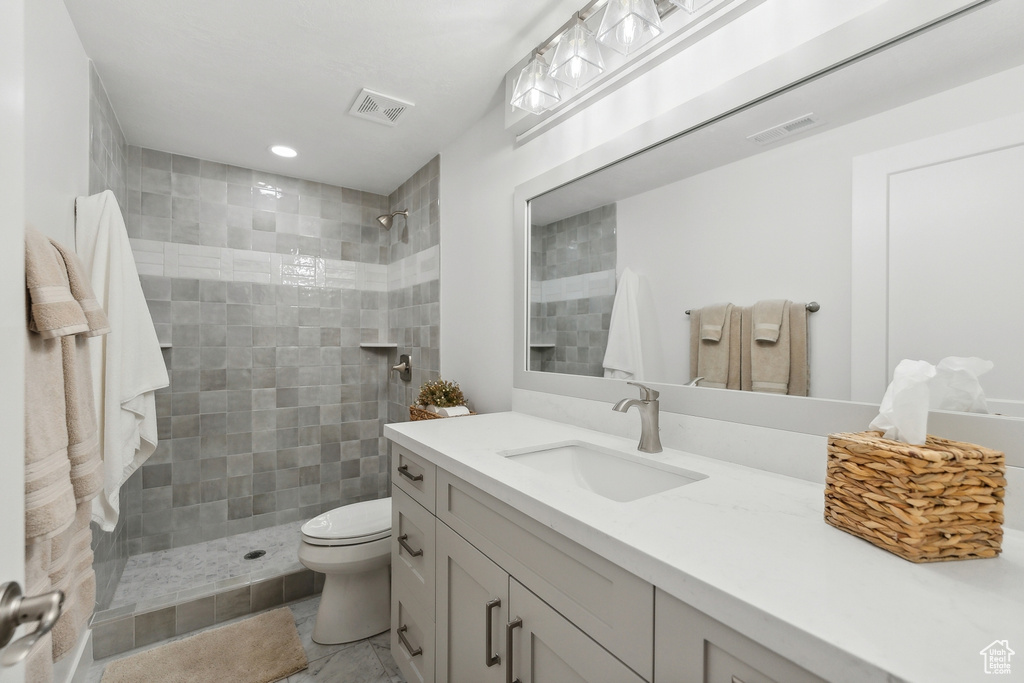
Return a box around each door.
[1,0,27,681]
[507,579,646,683]
[436,522,507,683]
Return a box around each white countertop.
[385,412,1024,683]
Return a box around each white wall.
[440,0,951,412]
[616,62,1024,398]
[0,5,27,681]
[25,0,91,244]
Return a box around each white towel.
[74,191,170,531]
[602,267,644,381]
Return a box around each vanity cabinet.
[390,440,827,683]
[655,590,826,683]
[435,521,647,683]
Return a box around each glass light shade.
[669,0,714,13]
[597,0,663,55]
[511,54,562,115]
[548,19,605,89]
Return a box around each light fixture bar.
[527,0,681,59]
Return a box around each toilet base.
[312,565,391,645]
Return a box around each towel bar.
[685,301,819,315]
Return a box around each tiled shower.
[85,65,440,655]
[530,204,616,377]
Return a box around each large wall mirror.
[516,0,1024,426]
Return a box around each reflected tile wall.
[126,147,392,553]
[386,156,441,421]
[88,62,130,611]
[530,204,616,378]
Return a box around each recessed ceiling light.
[270,145,297,158]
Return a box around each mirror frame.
[512,0,1024,445]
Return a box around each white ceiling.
[63,0,581,195]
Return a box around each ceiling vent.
[747,113,822,145]
[349,89,414,127]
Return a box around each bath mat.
[100,607,307,683]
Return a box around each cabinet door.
[436,522,509,683]
[508,579,647,683]
[655,590,826,683]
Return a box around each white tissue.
[868,356,992,445]
[438,405,470,417]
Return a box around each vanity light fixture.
[548,14,605,89]
[597,0,663,55]
[270,145,297,158]
[669,0,714,13]
[511,53,562,115]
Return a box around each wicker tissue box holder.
[825,431,1005,563]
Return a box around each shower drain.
[244,550,267,560]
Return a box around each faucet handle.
[626,381,659,401]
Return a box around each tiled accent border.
[130,239,389,290]
[90,568,323,659]
[531,269,616,303]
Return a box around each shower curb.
[89,567,323,660]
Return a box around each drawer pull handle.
[397,624,422,657]
[397,464,423,482]
[506,617,523,683]
[397,534,423,557]
[485,598,501,667]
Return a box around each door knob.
[0,582,64,666]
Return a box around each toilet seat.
[300,497,392,547]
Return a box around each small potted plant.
[411,378,473,420]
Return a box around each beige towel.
[700,302,730,341]
[24,230,108,666]
[752,299,787,343]
[741,306,752,392]
[750,301,791,394]
[24,542,54,683]
[25,333,77,542]
[690,304,735,389]
[49,239,110,337]
[788,302,809,396]
[727,306,741,391]
[25,227,88,339]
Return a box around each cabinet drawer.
[438,470,654,680]
[392,579,435,683]
[393,486,435,620]
[655,590,825,683]
[392,443,435,513]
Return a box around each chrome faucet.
[612,381,662,453]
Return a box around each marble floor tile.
[110,518,310,609]
[87,596,407,683]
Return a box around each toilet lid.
[301,497,392,546]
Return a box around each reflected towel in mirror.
[603,267,644,380]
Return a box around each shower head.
[377,209,408,230]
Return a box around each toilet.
[298,497,392,645]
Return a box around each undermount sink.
[500,441,707,503]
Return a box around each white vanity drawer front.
[392,444,435,512]
[655,590,825,683]
[437,470,654,681]
[392,578,435,683]
[392,486,435,620]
